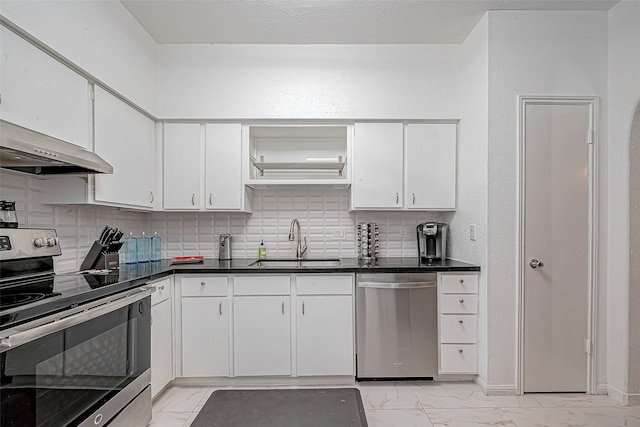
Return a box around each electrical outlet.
[400,226,408,238]
[87,227,97,243]
[333,227,346,240]
[470,224,476,241]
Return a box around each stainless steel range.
[0,228,152,427]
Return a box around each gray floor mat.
[190,388,368,427]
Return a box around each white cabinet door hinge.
[585,338,592,355]
[587,130,594,145]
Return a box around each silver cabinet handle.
[302,301,305,315]
[412,193,416,205]
[209,193,213,205]
[458,298,464,303]
[459,279,465,284]
[150,191,154,203]
[458,349,464,354]
[529,259,544,269]
[358,281,435,289]
[201,281,206,286]
[192,193,196,205]
[396,192,399,204]
[158,285,165,291]
[282,301,285,314]
[219,301,222,315]
[458,319,464,324]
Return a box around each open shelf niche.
[245,124,351,187]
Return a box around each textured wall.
[487,10,609,389]
[629,103,640,396]
[608,0,640,402]
[157,43,463,120]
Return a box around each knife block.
[80,240,120,271]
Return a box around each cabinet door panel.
[234,296,291,376]
[297,296,354,376]
[352,123,403,209]
[163,123,201,209]
[182,297,229,377]
[406,124,456,209]
[0,27,89,148]
[205,124,242,209]
[151,299,172,398]
[94,87,155,208]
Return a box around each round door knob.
[529,259,545,269]
[458,298,465,303]
[458,320,464,324]
[458,349,464,354]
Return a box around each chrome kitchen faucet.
[289,218,308,259]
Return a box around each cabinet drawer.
[440,344,477,374]
[296,275,353,295]
[234,276,290,295]
[182,277,228,296]
[440,274,478,294]
[440,295,478,314]
[150,278,171,305]
[440,315,477,343]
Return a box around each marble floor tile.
[544,393,622,407]
[358,382,422,409]
[152,387,210,413]
[503,407,598,427]
[193,388,215,412]
[576,406,640,427]
[148,411,191,427]
[426,408,517,427]
[413,382,497,409]
[366,409,434,427]
[490,394,557,408]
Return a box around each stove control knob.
[46,237,58,247]
[33,237,46,248]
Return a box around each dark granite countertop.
[1,257,479,330]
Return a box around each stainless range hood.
[0,120,113,175]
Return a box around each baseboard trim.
[607,384,640,405]
[596,384,609,395]
[476,377,518,396]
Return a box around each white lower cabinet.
[234,296,291,376]
[437,273,479,375]
[181,277,230,377]
[150,278,173,398]
[296,295,353,376]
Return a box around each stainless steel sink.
[249,258,341,268]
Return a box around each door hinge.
[585,338,592,355]
[587,130,594,145]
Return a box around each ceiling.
[120,0,619,45]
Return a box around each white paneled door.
[522,99,594,393]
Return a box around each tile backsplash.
[1,171,446,272]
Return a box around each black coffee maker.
[416,222,448,262]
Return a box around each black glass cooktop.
[0,270,130,331]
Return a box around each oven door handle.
[0,287,153,352]
[357,281,436,289]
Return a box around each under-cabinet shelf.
[250,155,346,176]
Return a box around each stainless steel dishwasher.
[356,272,437,379]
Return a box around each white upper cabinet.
[0,26,90,149]
[163,123,201,209]
[205,124,243,210]
[405,124,457,210]
[351,122,457,211]
[351,123,404,209]
[94,87,155,209]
